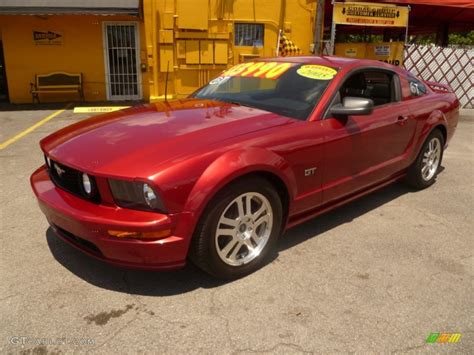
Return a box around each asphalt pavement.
[0,106,472,354]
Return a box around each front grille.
[47,159,101,203]
[54,224,103,257]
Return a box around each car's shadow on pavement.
[278,182,415,252]
[46,229,225,296]
[46,181,416,296]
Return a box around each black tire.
[405,129,444,189]
[189,177,283,279]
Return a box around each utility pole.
[313,0,325,55]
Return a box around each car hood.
[41,99,294,177]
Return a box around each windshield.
[192,62,338,120]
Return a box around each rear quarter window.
[409,77,427,97]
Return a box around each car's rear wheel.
[189,177,283,279]
[406,129,444,189]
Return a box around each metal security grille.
[104,23,141,100]
[404,44,473,109]
[234,23,264,47]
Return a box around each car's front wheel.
[406,129,444,189]
[189,177,283,279]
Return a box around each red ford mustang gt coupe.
[31,56,459,279]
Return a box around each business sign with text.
[335,42,404,66]
[33,31,63,45]
[333,2,409,27]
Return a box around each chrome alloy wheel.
[421,137,441,181]
[215,192,273,266]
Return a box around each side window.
[234,23,264,47]
[409,78,427,97]
[339,70,400,107]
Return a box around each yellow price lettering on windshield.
[222,62,254,77]
[251,62,278,77]
[264,62,293,79]
[297,65,337,80]
[221,62,294,80]
[240,62,266,76]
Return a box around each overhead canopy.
[370,0,474,8]
[0,0,140,16]
[364,0,474,29]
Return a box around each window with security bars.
[104,23,140,100]
[234,23,264,47]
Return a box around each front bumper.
[31,166,193,270]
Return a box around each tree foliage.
[336,30,474,47]
[448,31,474,45]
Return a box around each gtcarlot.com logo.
[9,336,95,346]
[426,333,462,344]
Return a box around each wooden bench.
[30,72,84,103]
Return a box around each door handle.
[397,115,409,125]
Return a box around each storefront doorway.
[0,41,9,102]
[103,22,142,101]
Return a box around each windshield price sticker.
[221,62,294,80]
[297,65,338,80]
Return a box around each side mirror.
[330,96,374,116]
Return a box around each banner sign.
[374,45,390,56]
[33,30,63,45]
[333,2,409,27]
[345,47,358,57]
[335,42,404,66]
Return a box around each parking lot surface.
[0,106,472,354]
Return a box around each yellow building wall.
[143,0,318,100]
[0,1,318,103]
[0,15,149,103]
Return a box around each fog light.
[82,173,92,195]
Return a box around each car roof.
[258,55,406,73]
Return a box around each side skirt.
[286,172,407,229]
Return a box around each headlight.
[143,183,159,209]
[82,173,92,195]
[109,179,167,213]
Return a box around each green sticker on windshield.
[297,65,337,80]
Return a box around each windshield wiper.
[225,100,254,109]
